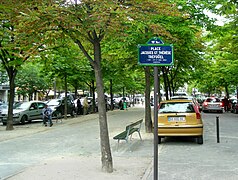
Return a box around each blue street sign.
[138,44,174,66]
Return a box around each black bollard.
[216,116,220,143]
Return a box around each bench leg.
[117,139,120,151]
[125,141,131,152]
[116,139,130,151]
[129,132,142,141]
[125,138,132,152]
[130,134,133,141]
[138,131,142,141]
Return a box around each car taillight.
[203,102,208,106]
[196,112,201,119]
[194,104,201,120]
[220,102,223,106]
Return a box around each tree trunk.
[162,67,169,100]
[144,67,152,133]
[54,79,57,99]
[91,80,96,113]
[6,68,17,130]
[122,87,125,98]
[225,84,229,98]
[93,40,113,173]
[110,79,114,110]
[64,74,68,119]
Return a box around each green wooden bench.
[113,119,143,150]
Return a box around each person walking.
[141,98,144,105]
[119,99,123,110]
[223,96,229,112]
[83,97,89,115]
[77,96,82,115]
[42,104,53,127]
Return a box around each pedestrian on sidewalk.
[42,104,53,127]
[77,96,82,115]
[119,99,124,110]
[223,96,229,112]
[83,96,89,115]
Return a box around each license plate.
[210,105,219,108]
[168,117,186,122]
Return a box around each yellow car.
[157,99,203,144]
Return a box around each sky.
[205,11,227,26]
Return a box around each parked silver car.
[202,97,223,113]
[0,101,46,125]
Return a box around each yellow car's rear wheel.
[158,136,162,144]
[197,136,203,144]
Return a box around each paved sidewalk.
[1,104,154,180]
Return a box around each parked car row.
[0,94,109,125]
[0,98,76,125]
[0,95,132,125]
[201,96,238,114]
[170,95,236,114]
[156,94,238,145]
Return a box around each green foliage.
[37,38,93,92]
[15,63,49,97]
[2,0,235,98]
[192,0,238,95]
[0,68,8,84]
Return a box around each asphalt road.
[154,111,238,180]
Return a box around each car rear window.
[48,99,61,106]
[159,102,195,113]
[206,98,221,103]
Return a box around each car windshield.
[47,99,61,106]
[14,102,31,110]
[0,104,8,109]
[174,92,187,96]
[159,102,195,113]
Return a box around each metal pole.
[154,66,159,180]
[216,116,220,143]
[54,79,57,99]
[236,86,238,100]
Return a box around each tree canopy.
[0,0,237,175]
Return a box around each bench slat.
[113,119,143,150]
[113,131,127,140]
[128,128,139,135]
[126,119,143,131]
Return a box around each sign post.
[153,66,159,180]
[138,37,174,180]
